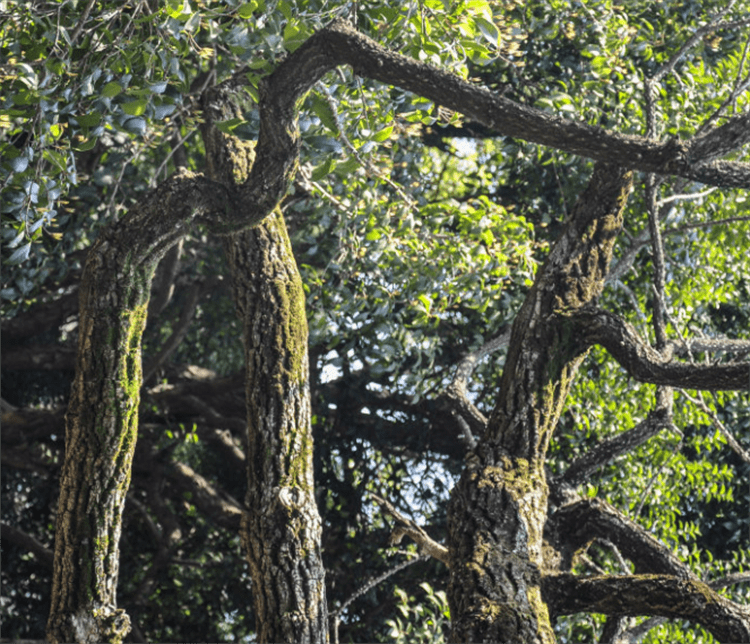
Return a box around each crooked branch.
[239,17,750,226]
[370,492,450,566]
[576,309,750,390]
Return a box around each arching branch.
[542,572,750,643]
[240,18,750,210]
[576,308,750,390]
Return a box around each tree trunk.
[202,85,328,644]
[447,163,633,643]
[46,172,229,644]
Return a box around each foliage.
[2,0,749,641]
[383,582,450,644]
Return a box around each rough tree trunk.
[447,163,633,643]
[201,85,328,644]
[46,174,230,644]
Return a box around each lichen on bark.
[447,164,633,643]
[201,82,328,643]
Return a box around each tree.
[2,1,750,643]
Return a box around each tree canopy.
[2,0,750,642]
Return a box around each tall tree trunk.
[202,85,328,644]
[447,163,633,643]
[46,173,229,644]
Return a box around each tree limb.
[547,498,696,579]
[557,388,672,490]
[542,572,750,643]
[272,21,750,188]
[576,308,750,390]
[370,492,450,566]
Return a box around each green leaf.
[310,94,338,133]
[9,156,29,173]
[311,157,337,181]
[122,117,147,134]
[372,125,394,142]
[237,2,258,18]
[8,243,31,265]
[102,81,123,98]
[44,149,68,174]
[76,113,102,127]
[122,99,148,116]
[215,117,245,134]
[474,16,499,46]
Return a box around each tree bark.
[543,573,750,642]
[45,173,231,643]
[202,84,328,644]
[446,163,633,643]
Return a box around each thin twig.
[331,553,428,644]
[680,390,750,465]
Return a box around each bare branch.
[666,213,750,234]
[651,0,743,84]
[680,390,750,464]
[331,553,428,644]
[558,389,672,489]
[370,492,450,566]
[237,17,750,237]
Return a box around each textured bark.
[39,18,749,643]
[46,174,232,644]
[547,498,696,579]
[225,219,328,643]
[446,164,633,643]
[543,573,750,642]
[201,84,328,643]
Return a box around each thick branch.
[250,20,750,193]
[46,171,232,644]
[578,308,750,390]
[548,498,695,579]
[543,572,750,642]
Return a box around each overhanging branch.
[576,308,750,390]
[242,18,750,213]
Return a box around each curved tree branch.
[240,19,750,206]
[542,572,750,642]
[547,498,696,579]
[577,308,750,390]
[370,492,450,566]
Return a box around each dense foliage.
[2,0,749,642]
